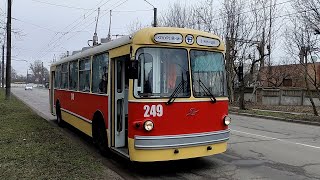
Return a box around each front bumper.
[129,129,230,162]
[134,129,230,150]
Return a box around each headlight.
[144,120,154,131]
[224,116,231,126]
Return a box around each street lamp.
[143,0,157,27]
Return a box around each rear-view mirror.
[128,60,139,79]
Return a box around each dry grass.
[0,90,121,179]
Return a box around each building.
[259,62,320,89]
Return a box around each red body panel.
[54,89,228,138]
[54,89,109,126]
[128,101,229,138]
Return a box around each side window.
[92,53,109,94]
[79,58,91,92]
[69,60,78,90]
[61,63,69,89]
[54,65,61,88]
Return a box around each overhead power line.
[12,17,58,33]
[113,9,153,12]
[195,0,293,25]
[34,0,114,59]
[208,7,319,33]
[30,0,94,11]
[36,0,129,61]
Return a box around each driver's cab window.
[134,48,190,98]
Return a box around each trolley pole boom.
[143,0,157,27]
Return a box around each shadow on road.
[56,120,217,179]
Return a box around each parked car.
[25,84,33,90]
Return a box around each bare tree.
[159,2,197,28]
[294,0,320,33]
[229,0,278,109]
[284,12,319,116]
[222,0,257,109]
[29,60,49,84]
[126,19,146,34]
[221,0,246,104]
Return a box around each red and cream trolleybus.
[49,27,231,162]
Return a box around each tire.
[56,103,64,127]
[93,118,110,156]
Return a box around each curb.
[229,111,320,126]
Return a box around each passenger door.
[113,58,126,148]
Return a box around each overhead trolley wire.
[37,0,129,61]
[30,0,94,11]
[34,0,113,60]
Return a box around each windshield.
[134,48,190,98]
[190,50,227,97]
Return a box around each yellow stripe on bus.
[61,111,92,137]
[128,138,227,162]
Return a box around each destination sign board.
[196,36,220,47]
[154,33,183,44]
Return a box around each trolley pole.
[1,44,4,89]
[153,7,157,27]
[144,0,157,27]
[5,0,12,99]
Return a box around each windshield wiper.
[197,79,217,103]
[166,80,185,105]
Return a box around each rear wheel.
[93,118,110,156]
[56,102,64,127]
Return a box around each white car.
[25,84,33,90]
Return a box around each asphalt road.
[12,87,320,180]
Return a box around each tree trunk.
[305,82,318,116]
[305,56,318,116]
[225,38,235,103]
[239,81,246,110]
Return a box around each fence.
[239,88,320,107]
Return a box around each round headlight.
[224,116,231,126]
[144,120,154,131]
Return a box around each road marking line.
[231,129,320,150]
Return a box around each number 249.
[144,105,163,117]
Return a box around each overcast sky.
[0,0,203,75]
[0,0,290,76]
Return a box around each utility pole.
[5,0,12,99]
[1,45,4,88]
[42,61,44,85]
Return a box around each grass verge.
[0,90,121,179]
[230,108,320,123]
